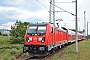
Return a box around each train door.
[50,27,55,45]
[50,28,53,44]
[66,31,68,42]
[53,28,56,44]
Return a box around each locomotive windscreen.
[27,25,46,36]
[28,26,46,33]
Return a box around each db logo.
[33,38,37,42]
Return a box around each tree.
[0,32,2,35]
[10,20,29,44]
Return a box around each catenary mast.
[49,0,55,26]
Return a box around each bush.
[16,45,22,50]
[2,34,8,36]
[10,21,29,44]
[0,32,2,35]
[0,49,5,54]
[10,37,24,44]
[10,51,16,55]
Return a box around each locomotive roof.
[29,22,48,26]
[68,30,75,35]
[68,30,83,35]
[57,27,67,32]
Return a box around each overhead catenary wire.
[36,0,75,25]
[36,0,75,16]
[54,4,76,16]
[56,1,75,3]
[36,0,49,9]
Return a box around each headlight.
[41,39,45,42]
[29,38,32,40]
[39,38,42,41]
[38,38,45,43]
[29,37,32,41]
[26,37,32,42]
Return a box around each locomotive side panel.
[45,24,53,45]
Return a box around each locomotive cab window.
[27,25,46,36]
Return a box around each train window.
[38,26,46,33]
[51,28,53,33]
[28,26,46,33]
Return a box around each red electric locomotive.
[23,22,85,57]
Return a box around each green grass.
[0,36,11,47]
[1,36,90,60]
[0,36,26,60]
[56,39,90,60]
[0,44,23,60]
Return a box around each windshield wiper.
[35,26,38,33]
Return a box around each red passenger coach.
[23,22,85,57]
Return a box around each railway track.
[25,47,65,60]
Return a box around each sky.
[0,0,90,35]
